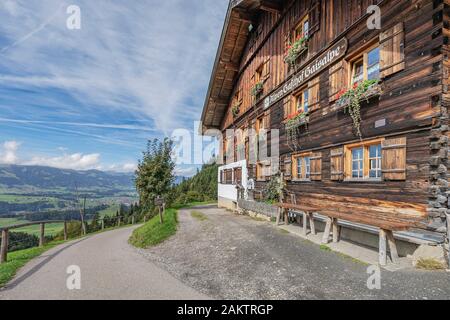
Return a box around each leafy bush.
[54,221,83,241]
[0,232,39,252]
[264,174,285,203]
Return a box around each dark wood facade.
[201,0,450,236]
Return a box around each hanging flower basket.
[335,79,380,139]
[251,82,264,97]
[284,36,309,67]
[284,111,309,149]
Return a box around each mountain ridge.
[0,164,135,190]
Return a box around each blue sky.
[0,0,228,176]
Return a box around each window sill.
[292,178,311,183]
[343,178,383,183]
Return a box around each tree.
[135,138,175,212]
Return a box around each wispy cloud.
[0,0,228,132]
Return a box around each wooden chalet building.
[200,0,450,258]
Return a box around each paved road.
[140,206,450,300]
[0,226,208,300]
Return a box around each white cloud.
[0,140,21,164]
[25,153,102,170]
[0,140,136,172]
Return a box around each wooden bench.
[275,193,427,266]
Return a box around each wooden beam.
[332,219,340,243]
[302,212,308,236]
[308,213,316,235]
[322,218,332,244]
[220,59,240,72]
[386,230,399,264]
[259,0,282,14]
[233,8,254,23]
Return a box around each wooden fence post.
[118,217,121,227]
[101,219,105,230]
[144,216,147,223]
[1,229,8,264]
[64,221,68,241]
[132,216,135,225]
[39,223,45,247]
[159,206,164,224]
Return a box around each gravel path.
[0,226,208,300]
[139,205,450,300]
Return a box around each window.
[287,87,309,118]
[256,162,271,181]
[292,154,311,180]
[225,169,233,184]
[350,46,380,86]
[345,140,383,180]
[234,168,242,185]
[351,148,364,179]
[293,15,309,41]
[369,144,382,178]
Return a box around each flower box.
[335,82,381,110]
[284,36,309,66]
[285,112,309,131]
[251,82,264,98]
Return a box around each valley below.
[0,165,138,234]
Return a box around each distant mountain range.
[0,165,135,190]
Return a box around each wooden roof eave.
[200,0,265,136]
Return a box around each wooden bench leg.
[284,209,289,225]
[332,219,340,243]
[322,218,332,244]
[379,229,387,266]
[308,213,316,235]
[303,212,308,236]
[386,230,399,264]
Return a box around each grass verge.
[0,241,64,287]
[129,202,215,249]
[129,208,178,248]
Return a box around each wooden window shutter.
[283,156,292,181]
[310,152,322,181]
[382,137,407,180]
[283,97,291,119]
[330,147,344,181]
[263,58,271,80]
[328,60,348,102]
[308,77,320,110]
[380,22,405,78]
[308,1,321,35]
